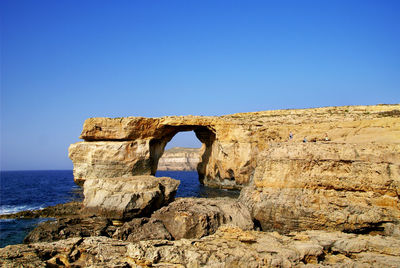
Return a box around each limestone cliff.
[157,147,200,171]
[69,104,400,232]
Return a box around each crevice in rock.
[343,223,387,235]
[253,219,262,231]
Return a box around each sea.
[0,170,239,248]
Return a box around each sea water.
[0,170,239,247]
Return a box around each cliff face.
[69,104,400,232]
[157,147,200,171]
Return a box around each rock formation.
[3,226,400,267]
[157,147,200,171]
[69,105,399,189]
[83,176,179,219]
[152,197,254,239]
[2,104,400,267]
[69,104,400,233]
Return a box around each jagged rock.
[112,217,172,242]
[0,202,83,219]
[239,142,400,233]
[23,217,113,243]
[24,216,173,244]
[152,197,254,239]
[3,227,400,267]
[83,176,180,220]
[157,147,200,171]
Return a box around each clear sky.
[1,0,399,170]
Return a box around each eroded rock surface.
[3,226,400,267]
[23,217,112,244]
[23,197,252,243]
[83,176,179,220]
[68,105,400,233]
[239,142,400,233]
[152,197,254,239]
[0,202,83,219]
[157,147,200,171]
[69,105,400,188]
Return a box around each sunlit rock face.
[239,142,400,232]
[69,104,400,231]
[82,176,180,220]
[157,147,200,171]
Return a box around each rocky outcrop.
[23,217,112,244]
[157,147,200,171]
[24,216,173,244]
[239,142,400,233]
[23,197,253,244]
[69,105,400,188]
[0,202,83,219]
[68,105,400,232]
[83,176,179,220]
[3,226,400,267]
[112,217,172,242]
[152,197,254,239]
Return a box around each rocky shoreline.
[1,104,399,267]
[0,202,83,220]
[2,224,400,267]
[2,198,400,267]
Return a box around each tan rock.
[157,147,200,171]
[68,140,153,185]
[70,104,400,188]
[69,105,400,231]
[3,227,400,267]
[152,197,254,239]
[239,141,400,232]
[83,176,179,219]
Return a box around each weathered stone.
[23,216,173,244]
[3,227,400,267]
[239,142,400,233]
[112,217,172,242]
[68,105,400,232]
[23,217,112,243]
[68,140,153,185]
[83,176,179,220]
[157,147,200,171]
[0,202,83,219]
[152,197,254,239]
[70,105,400,188]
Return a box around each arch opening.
[150,126,239,198]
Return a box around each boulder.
[152,197,254,239]
[112,217,172,242]
[83,176,179,220]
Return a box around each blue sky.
[1,0,399,170]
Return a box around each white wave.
[0,205,44,215]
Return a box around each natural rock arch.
[149,126,216,184]
[69,105,400,233]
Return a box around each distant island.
[157,147,200,171]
